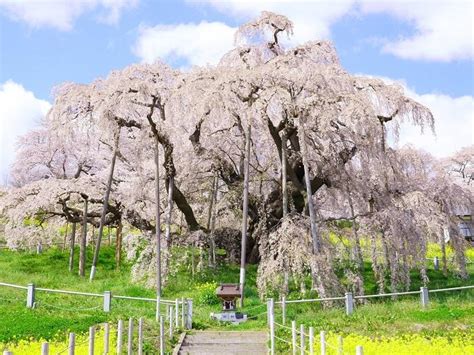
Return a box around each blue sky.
[0,0,473,182]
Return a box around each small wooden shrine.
[216,283,241,311]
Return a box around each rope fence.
[2,317,172,355]
[267,284,474,354]
[0,280,188,323]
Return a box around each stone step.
[178,343,267,355]
[177,331,268,355]
[184,335,267,344]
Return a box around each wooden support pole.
[79,198,88,277]
[159,316,165,355]
[104,323,110,354]
[420,286,429,308]
[68,333,75,355]
[300,324,305,355]
[338,335,344,355]
[26,283,35,308]
[345,292,354,315]
[186,299,193,329]
[239,123,251,306]
[268,298,275,355]
[356,345,364,355]
[103,291,112,312]
[127,318,133,355]
[281,296,286,325]
[181,297,185,328]
[41,342,49,355]
[291,320,297,355]
[309,327,314,355]
[320,330,326,355]
[175,299,179,328]
[169,305,174,337]
[88,326,95,355]
[138,317,144,355]
[117,320,124,354]
[68,222,76,272]
[155,295,161,322]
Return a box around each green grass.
[0,245,473,350]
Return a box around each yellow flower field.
[0,326,116,355]
[321,331,474,355]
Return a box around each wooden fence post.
[3,351,13,355]
[268,298,275,355]
[300,324,305,355]
[308,327,314,355]
[181,297,185,328]
[103,291,112,312]
[338,335,343,355]
[434,257,439,271]
[159,316,165,355]
[169,306,174,337]
[138,317,143,355]
[175,299,179,328]
[420,287,429,308]
[155,295,161,322]
[88,326,95,355]
[104,323,110,354]
[127,318,133,355]
[41,342,49,355]
[68,332,75,355]
[281,296,286,325]
[291,320,297,355]
[356,345,364,355]
[345,292,353,315]
[27,283,35,308]
[320,330,326,355]
[117,320,124,354]
[186,299,193,329]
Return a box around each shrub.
[196,282,220,306]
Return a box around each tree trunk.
[281,132,288,217]
[90,130,120,281]
[239,123,251,306]
[79,198,88,277]
[154,140,162,297]
[115,221,122,269]
[297,118,321,253]
[68,222,76,272]
[164,175,174,275]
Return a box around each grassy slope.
[0,246,473,345]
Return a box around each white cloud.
[134,0,355,66]
[191,0,473,61]
[370,75,474,157]
[0,81,51,184]
[359,0,473,61]
[396,92,473,157]
[0,0,137,30]
[189,0,354,43]
[133,21,236,66]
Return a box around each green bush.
[196,282,220,306]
